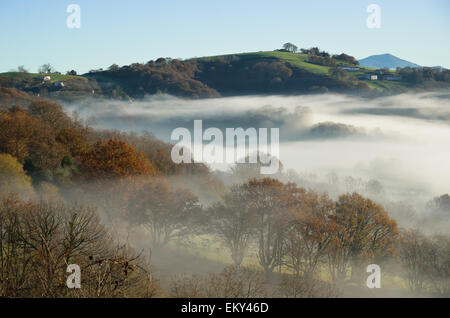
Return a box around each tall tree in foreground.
[237,178,299,275]
[399,229,435,294]
[426,234,450,296]
[0,196,160,297]
[284,191,337,278]
[327,193,399,283]
[399,229,450,296]
[209,185,256,266]
[127,178,202,249]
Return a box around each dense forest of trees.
[0,91,449,298]
[85,56,358,99]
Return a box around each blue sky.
[0,0,449,73]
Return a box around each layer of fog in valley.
[64,92,450,207]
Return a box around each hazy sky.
[0,0,449,73]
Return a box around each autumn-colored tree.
[0,153,34,197]
[98,130,210,176]
[56,127,90,158]
[209,185,256,266]
[0,87,31,107]
[251,62,293,88]
[284,191,337,278]
[332,53,359,65]
[327,193,399,283]
[92,130,227,203]
[236,178,299,275]
[28,100,73,132]
[126,178,202,249]
[0,106,67,170]
[77,139,160,222]
[79,138,158,179]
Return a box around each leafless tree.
[38,63,54,74]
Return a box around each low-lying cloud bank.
[63,92,450,141]
[63,92,450,201]
[63,94,384,141]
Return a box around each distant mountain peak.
[359,53,421,69]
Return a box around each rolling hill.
[1,51,449,101]
[84,51,406,99]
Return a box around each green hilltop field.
[196,51,333,75]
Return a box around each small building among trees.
[365,74,378,80]
[39,75,51,81]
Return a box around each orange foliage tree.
[78,138,159,180]
[327,192,399,282]
[77,139,160,221]
[284,190,337,278]
[0,106,67,170]
[237,178,298,274]
[0,153,34,197]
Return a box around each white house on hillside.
[39,75,51,81]
[365,74,378,81]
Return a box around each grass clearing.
[195,51,331,75]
